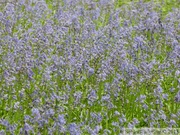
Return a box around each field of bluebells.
[0,0,180,134]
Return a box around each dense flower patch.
[0,0,180,134]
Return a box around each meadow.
[0,0,180,134]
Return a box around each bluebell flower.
[68,123,81,135]
[88,67,95,77]
[58,114,66,125]
[32,108,41,120]
[0,130,5,135]
[24,123,34,134]
[46,108,55,117]
[169,119,177,127]
[175,70,180,77]
[175,90,180,102]
[128,122,134,129]
[88,89,97,104]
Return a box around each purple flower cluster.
[0,0,180,134]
